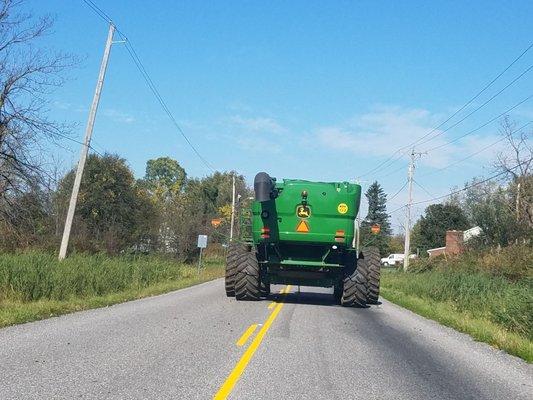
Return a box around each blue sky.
[29,1,532,228]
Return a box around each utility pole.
[403,149,418,271]
[229,173,236,241]
[59,24,115,260]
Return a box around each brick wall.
[445,230,464,255]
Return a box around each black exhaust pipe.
[254,172,274,202]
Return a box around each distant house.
[427,227,482,258]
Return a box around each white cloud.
[315,106,502,169]
[228,115,287,134]
[102,109,136,124]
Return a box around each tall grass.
[0,252,224,327]
[381,244,532,361]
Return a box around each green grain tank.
[225,172,381,306]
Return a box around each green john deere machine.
[225,172,381,307]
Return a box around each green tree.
[412,203,470,254]
[360,181,392,255]
[461,178,528,246]
[57,154,156,254]
[143,157,186,196]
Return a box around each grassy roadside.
[380,251,532,363]
[0,252,224,329]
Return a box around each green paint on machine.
[227,172,379,307]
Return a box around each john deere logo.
[296,205,311,218]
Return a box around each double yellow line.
[214,285,291,399]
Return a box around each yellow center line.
[267,302,276,309]
[235,324,258,347]
[214,285,291,399]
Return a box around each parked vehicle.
[381,253,417,266]
[381,253,404,266]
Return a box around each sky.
[26,0,533,230]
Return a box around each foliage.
[56,154,157,254]
[0,0,74,222]
[382,245,533,361]
[0,251,224,328]
[142,156,186,196]
[382,270,532,362]
[361,181,392,255]
[411,203,469,254]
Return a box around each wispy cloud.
[102,108,136,124]
[315,105,502,168]
[228,115,288,134]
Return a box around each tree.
[411,203,470,254]
[0,0,74,221]
[457,178,528,246]
[360,181,392,255]
[57,154,156,254]
[493,116,532,229]
[143,157,186,197]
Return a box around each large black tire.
[362,247,381,304]
[333,283,343,305]
[235,247,261,301]
[260,280,271,297]
[225,242,246,297]
[341,257,368,307]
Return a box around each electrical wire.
[81,0,215,172]
[411,161,526,206]
[388,180,408,202]
[415,63,533,148]
[425,95,532,152]
[413,179,435,198]
[419,120,532,178]
[356,41,533,179]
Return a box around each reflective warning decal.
[337,203,348,214]
[296,220,310,233]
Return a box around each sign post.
[197,235,208,274]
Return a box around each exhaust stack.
[254,172,274,202]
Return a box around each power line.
[81,0,215,172]
[388,180,408,202]
[413,179,435,198]
[419,121,532,178]
[82,0,113,23]
[425,95,532,152]
[356,41,533,179]
[416,63,533,148]
[411,161,525,206]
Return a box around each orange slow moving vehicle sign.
[296,220,310,233]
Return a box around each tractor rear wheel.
[235,246,261,301]
[225,242,246,297]
[341,258,368,307]
[260,281,271,297]
[362,247,381,304]
[333,283,343,305]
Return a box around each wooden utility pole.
[403,149,420,271]
[229,174,236,241]
[59,24,115,260]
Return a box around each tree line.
[1,153,248,259]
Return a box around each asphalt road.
[0,279,531,399]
